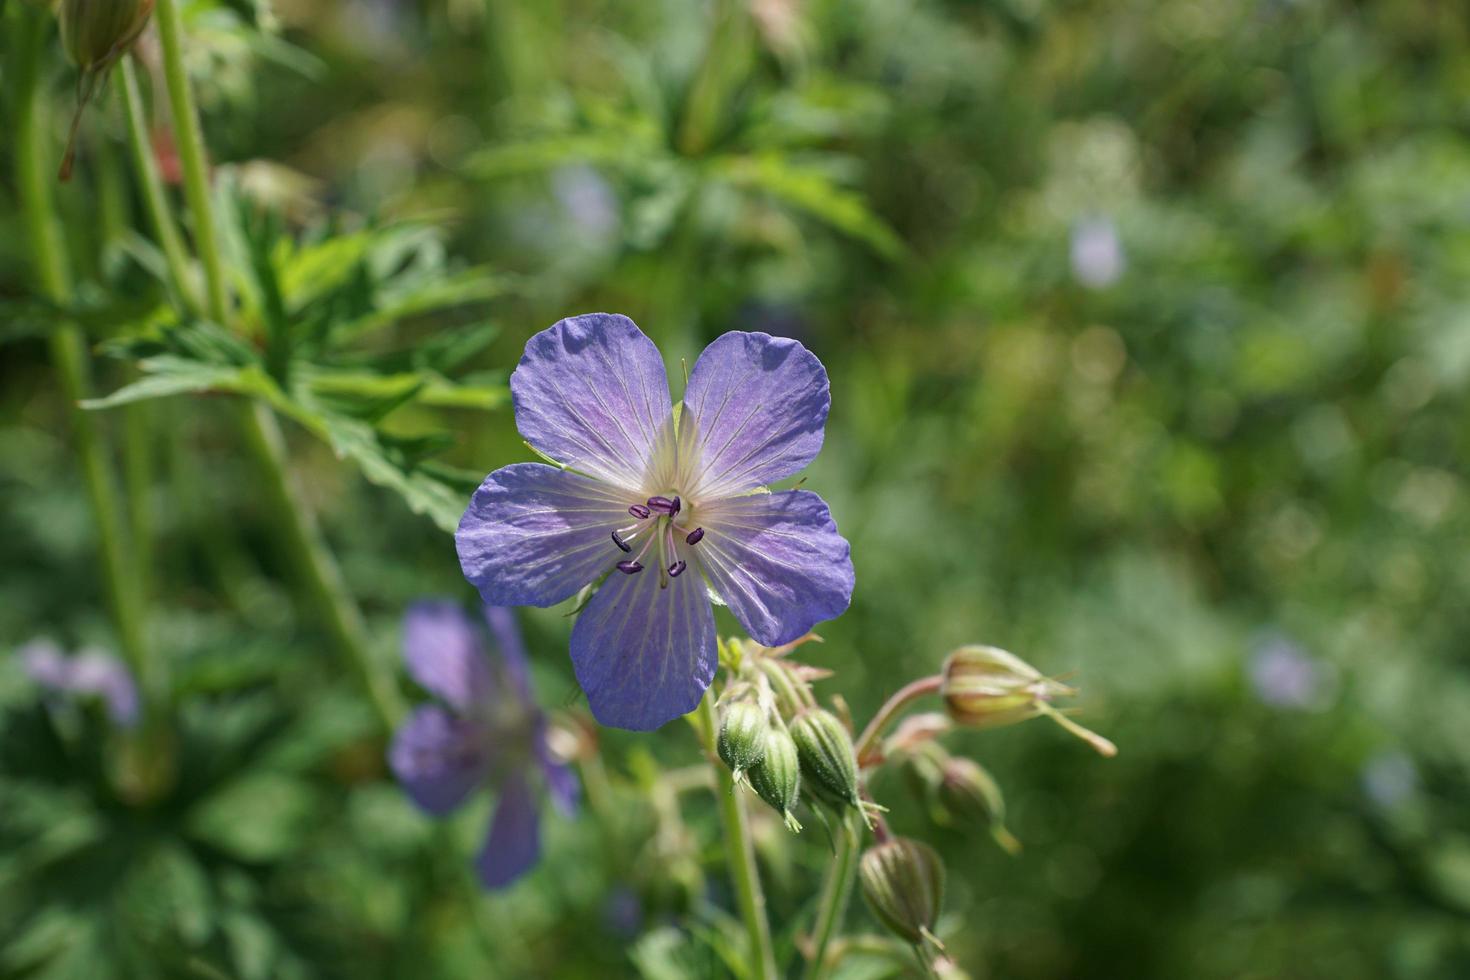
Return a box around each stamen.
[611,530,632,553]
[668,560,687,578]
[685,527,704,546]
[669,495,681,516]
[616,560,644,574]
[628,504,651,519]
[646,495,678,516]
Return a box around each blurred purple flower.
[1070,217,1126,289]
[552,165,619,241]
[1361,751,1418,811]
[388,602,578,890]
[456,314,854,731]
[1248,635,1336,711]
[19,640,139,728]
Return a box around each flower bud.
[717,701,768,783]
[791,707,861,814]
[60,0,155,71]
[937,756,1021,855]
[859,837,945,948]
[941,645,1116,757]
[747,728,802,832]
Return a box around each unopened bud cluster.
[714,639,871,834]
[942,645,1116,756]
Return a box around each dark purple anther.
[685,527,704,546]
[667,560,687,578]
[611,530,632,553]
[628,504,651,520]
[616,560,644,574]
[646,496,677,516]
[669,496,681,516]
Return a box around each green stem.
[853,675,943,765]
[13,9,154,699]
[803,812,860,980]
[152,0,228,325]
[149,0,401,727]
[698,690,778,979]
[236,400,402,725]
[117,55,202,315]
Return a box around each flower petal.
[482,605,531,701]
[569,561,717,731]
[682,331,830,497]
[695,490,854,647]
[69,648,140,729]
[512,313,672,490]
[403,602,494,714]
[457,463,631,608]
[534,725,580,817]
[475,771,541,889]
[387,706,489,816]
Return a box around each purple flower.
[19,640,140,728]
[456,314,855,730]
[387,602,578,889]
[1070,216,1125,289]
[1247,634,1336,712]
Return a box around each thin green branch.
[698,690,778,979]
[13,8,154,700]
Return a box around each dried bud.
[791,708,862,816]
[747,729,802,832]
[941,645,1116,757]
[859,837,945,948]
[937,757,1021,855]
[60,0,154,71]
[717,701,768,782]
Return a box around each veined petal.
[388,706,490,816]
[482,605,532,702]
[569,561,717,731]
[403,602,494,714]
[682,332,830,498]
[457,463,630,608]
[475,771,541,889]
[695,490,854,647]
[512,313,672,490]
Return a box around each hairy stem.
[853,675,943,764]
[698,690,778,979]
[150,0,401,727]
[803,811,860,980]
[13,9,154,699]
[117,56,202,315]
[152,0,228,324]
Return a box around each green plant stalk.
[698,690,778,979]
[804,675,943,978]
[150,0,402,726]
[152,0,228,325]
[803,812,860,980]
[117,56,202,315]
[235,400,402,724]
[13,9,154,698]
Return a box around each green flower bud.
[859,837,945,948]
[747,728,802,832]
[937,757,1021,855]
[941,645,1116,757]
[60,0,154,71]
[717,701,768,783]
[791,708,865,819]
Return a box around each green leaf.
[709,153,906,258]
[187,773,319,863]
[79,358,262,411]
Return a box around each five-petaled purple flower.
[456,313,855,730]
[19,639,140,728]
[388,602,578,889]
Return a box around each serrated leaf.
[80,358,261,411]
[710,153,906,258]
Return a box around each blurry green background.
[3,0,1469,977]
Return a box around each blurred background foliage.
[3,0,1469,977]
